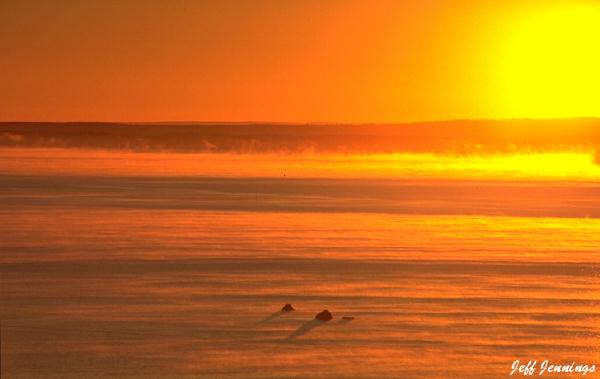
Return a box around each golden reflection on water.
[1,209,599,377]
[3,209,600,263]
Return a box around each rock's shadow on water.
[255,311,284,325]
[336,318,353,324]
[284,319,325,341]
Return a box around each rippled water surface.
[1,172,599,378]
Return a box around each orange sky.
[1,0,599,122]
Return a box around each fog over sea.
[1,122,599,378]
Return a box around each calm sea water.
[1,172,600,377]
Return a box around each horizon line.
[1,116,599,126]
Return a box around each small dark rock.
[315,309,333,321]
[281,304,295,312]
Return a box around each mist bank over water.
[2,147,600,181]
[1,118,599,154]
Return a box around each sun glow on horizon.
[496,2,600,119]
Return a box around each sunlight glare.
[496,3,600,118]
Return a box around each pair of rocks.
[281,304,333,321]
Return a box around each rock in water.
[281,304,295,312]
[315,309,333,321]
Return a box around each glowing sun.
[496,3,600,119]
